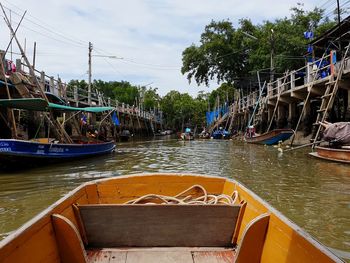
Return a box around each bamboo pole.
[283,140,324,152]
[267,71,289,132]
[4,11,26,57]
[0,51,17,138]
[0,3,73,143]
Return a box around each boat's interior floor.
[87,247,236,263]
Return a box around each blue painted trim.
[0,139,115,159]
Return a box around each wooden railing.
[15,59,162,123]
[234,51,344,113]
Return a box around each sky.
[0,0,326,96]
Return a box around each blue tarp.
[206,104,229,126]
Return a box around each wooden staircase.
[312,43,350,147]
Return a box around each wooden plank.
[232,201,247,246]
[109,251,127,263]
[95,174,226,201]
[193,251,235,263]
[0,187,88,263]
[79,204,240,247]
[126,251,193,263]
[0,223,61,263]
[87,250,126,263]
[51,214,87,263]
[73,204,89,245]
[234,214,270,263]
[85,184,99,204]
[97,182,224,201]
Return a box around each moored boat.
[178,132,194,140]
[309,146,350,163]
[119,129,131,142]
[0,98,116,169]
[0,138,115,169]
[0,173,343,263]
[212,129,230,139]
[245,128,294,145]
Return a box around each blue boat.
[212,129,231,139]
[0,98,117,169]
[245,129,294,145]
[0,139,115,169]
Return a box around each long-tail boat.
[245,128,294,145]
[0,138,115,168]
[309,145,350,163]
[0,173,343,263]
[0,98,115,169]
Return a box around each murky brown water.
[0,138,349,260]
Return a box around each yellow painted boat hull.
[0,173,343,263]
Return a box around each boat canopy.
[0,98,48,111]
[48,103,114,112]
[0,98,115,112]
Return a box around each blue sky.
[0,0,327,96]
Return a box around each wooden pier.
[212,49,350,140]
[12,58,162,136]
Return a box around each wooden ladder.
[289,52,327,146]
[312,43,350,148]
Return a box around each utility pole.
[337,0,341,24]
[88,42,93,106]
[270,29,275,82]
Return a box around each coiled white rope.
[125,185,238,205]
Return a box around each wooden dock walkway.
[213,50,350,141]
[12,58,162,134]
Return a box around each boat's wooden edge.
[90,173,229,185]
[0,181,91,248]
[315,146,350,153]
[231,177,344,262]
[309,152,350,164]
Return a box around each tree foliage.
[160,90,208,130]
[181,5,336,87]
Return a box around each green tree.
[181,20,248,86]
[141,87,161,110]
[93,80,139,105]
[67,79,88,96]
[181,5,335,87]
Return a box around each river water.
[0,138,349,260]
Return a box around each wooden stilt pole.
[267,71,289,132]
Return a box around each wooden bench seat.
[77,204,242,247]
[51,205,270,263]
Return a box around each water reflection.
[0,138,349,259]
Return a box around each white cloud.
[0,0,320,96]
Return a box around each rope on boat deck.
[125,185,239,205]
